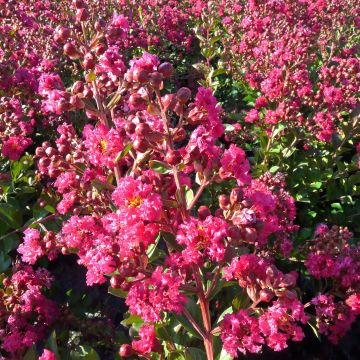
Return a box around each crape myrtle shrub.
[0,0,359,359]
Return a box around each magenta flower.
[2,136,32,160]
[220,310,264,356]
[220,144,251,186]
[18,228,44,265]
[112,176,163,221]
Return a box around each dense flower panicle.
[54,171,79,194]
[176,216,228,264]
[311,294,357,344]
[223,254,268,287]
[259,299,308,351]
[346,293,360,315]
[189,87,225,138]
[0,266,58,354]
[132,325,161,354]
[112,176,163,221]
[220,144,251,185]
[221,0,359,141]
[126,267,186,322]
[83,123,125,168]
[1,136,32,160]
[18,228,44,265]
[96,46,126,81]
[220,310,264,356]
[304,225,359,290]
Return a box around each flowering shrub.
[0,0,359,359]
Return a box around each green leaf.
[269,166,279,174]
[215,306,233,327]
[23,346,37,360]
[0,252,11,273]
[146,232,161,260]
[174,298,203,340]
[149,160,172,174]
[215,349,233,360]
[184,186,194,208]
[0,202,22,229]
[308,320,321,341]
[184,348,207,360]
[169,351,186,360]
[121,313,143,327]
[115,143,133,163]
[46,331,60,359]
[223,124,235,133]
[108,287,127,298]
[70,345,100,360]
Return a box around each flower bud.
[110,275,123,289]
[198,205,211,220]
[149,72,163,88]
[135,123,151,136]
[94,43,107,55]
[173,128,187,142]
[158,62,173,77]
[242,227,257,243]
[76,8,89,22]
[165,149,181,165]
[94,18,106,32]
[54,26,71,43]
[259,288,274,302]
[218,194,230,209]
[128,94,145,107]
[73,0,85,8]
[70,95,85,109]
[82,53,95,70]
[241,198,253,208]
[64,42,81,59]
[230,187,244,205]
[72,81,84,94]
[35,147,46,157]
[82,87,93,99]
[133,138,149,153]
[119,344,133,358]
[133,68,149,83]
[125,122,136,134]
[176,87,191,103]
[162,94,176,111]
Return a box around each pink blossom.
[259,299,308,351]
[39,349,56,360]
[126,267,186,322]
[132,325,161,354]
[112,176,162,221]
[223,254,268,287]
[176,216,228,264]
[220,144,251,185]
[18,228,44,264]
[2,136,32,160]
[244,109,259,123]
[220,310,264,356]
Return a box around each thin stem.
[193,266,214,360]
[0,214,57,241]
[205,265,221,300]
[187,180,208,211]
[155,90,187,220]
[182,308,207,340]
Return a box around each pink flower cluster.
[0,266,58,355]
[220,0,359,141]
[220,298,308,356]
